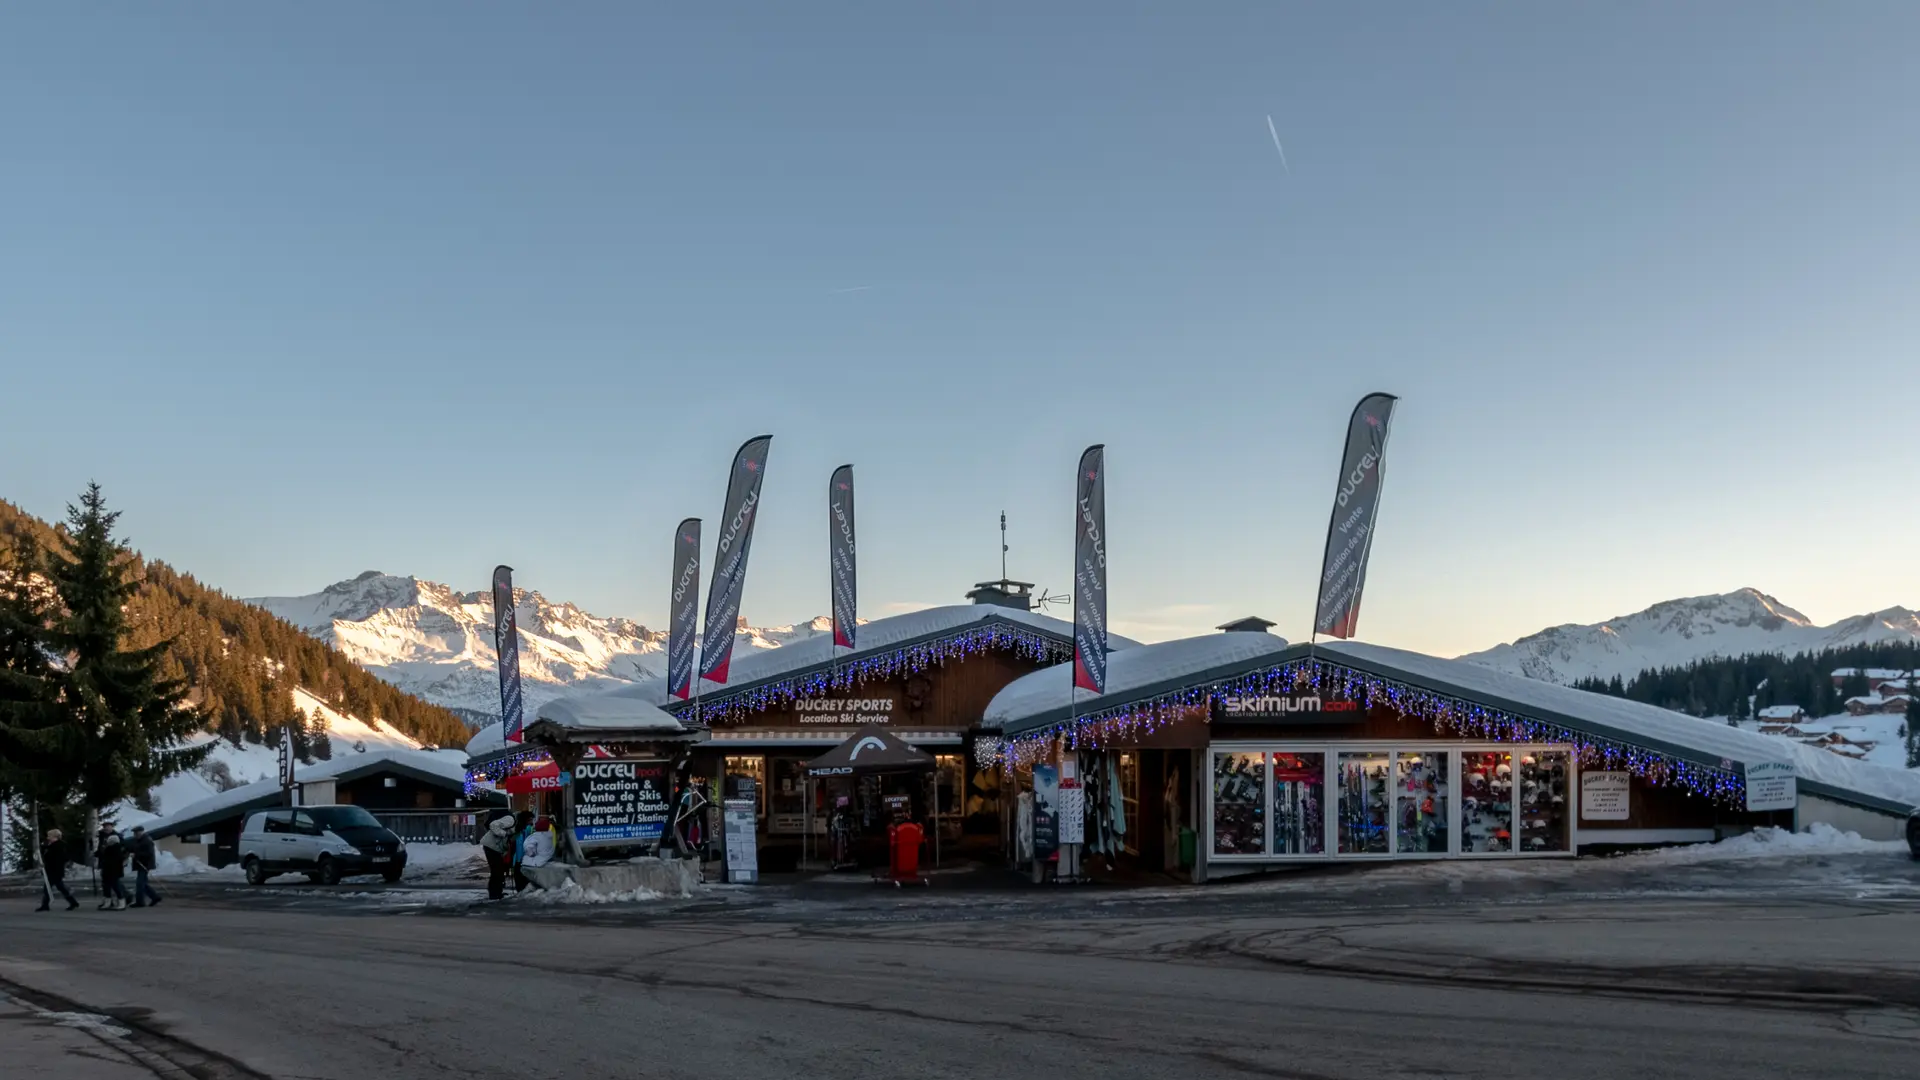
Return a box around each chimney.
[965,579,1035,611]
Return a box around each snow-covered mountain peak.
[1462,589,1918,685]
[248,575,827,723]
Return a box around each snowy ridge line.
[248,571,835,716]
[1461,588,1920,686]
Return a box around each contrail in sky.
[1266,115,1290,173]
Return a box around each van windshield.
[305,807,382,831]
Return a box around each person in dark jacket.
[97,829,130,911]
[129,825,162,908]
[35,829,80,912]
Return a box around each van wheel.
[316,856,341,886]
[244,858,267,886]
[382,869,403,884]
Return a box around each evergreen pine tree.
[40,484,212,811]
[0,535,66,836]
[310,711,333,761]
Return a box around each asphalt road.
[4,855,1919,1079]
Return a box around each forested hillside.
[0,498,471,749]
[1574,644,1920,721]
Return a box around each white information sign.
[1579,772,1631,820]
[1744,760,1797,813]
[723,798,759,884]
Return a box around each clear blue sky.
[3,5,1916,656]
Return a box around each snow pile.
[152,850,242,879]
[400,842,483,880]
[1461,588,1920,685]
[249,571,830,718]
[519,882,666,905]
[1630,823,1908,864]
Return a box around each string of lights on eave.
[991,658,1750,807]
[663,624,1073,726]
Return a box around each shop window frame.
[1206,741,1580,862]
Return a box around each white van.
[238,806,407,886]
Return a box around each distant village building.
[1843,693,1912,717]
[1755,704,1806,724]
[1829,668,1911,692]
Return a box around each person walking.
[96,829,130,911]
[128,825,162,908]
[35,829,80,912]
[479,813,518,901]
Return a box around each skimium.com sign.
[1211,693,1361,722]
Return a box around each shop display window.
[1517,751,1570,852]
[1394,751,1450,854]
[1211,752,1267,856]
[1458,751,1512,853]
[1270,753,1325,855]
[1118,753,1140,855]
[1336,752,1391,854]
[724,755,767,819]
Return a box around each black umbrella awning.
[804,726,936,777]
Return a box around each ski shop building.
[464,581,1140,870]
[982,624,1920,882]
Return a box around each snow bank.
[1628,823,1908,864]
[519,882,666,905]
[152,850,243,880]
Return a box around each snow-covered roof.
[143,749,475,840]
[1321,641,1798,771]
[1832,668,1909,680]
[533,683,690,735]
[1788,741,1920,815]
[985,632,1291,731]
[465,721,505,759]
[653,604,1140,707]
[1756,705,1805,719]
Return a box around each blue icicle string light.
[463,747,552,798]
[665,625,1071,726]
[998,659,1748,807]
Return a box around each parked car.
[239,806,407,886]
[1908,808,1919,861]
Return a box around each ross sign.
[1212,693,1360,721]
[571,759,671,846]
[794,697,896,725]
[1579,771,1631,820]
[1031,765,1060,859]
[723,798,759,884]
[1744,760,1797,813]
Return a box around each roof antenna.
[1000,511,1008,581]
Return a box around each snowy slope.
[248,572,829,719]
[114,687,426,829]
[1461,589,1920,685]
